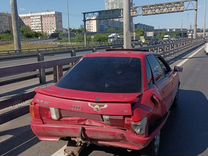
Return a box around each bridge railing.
[0,38,205,124]
[0,56,82,124]
[0,42,123,59]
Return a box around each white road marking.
[51,45,205,156]
[176,46,204,66]
[51,145,66,156]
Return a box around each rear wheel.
[141,132,160,156]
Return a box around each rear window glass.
[57,57,142,93]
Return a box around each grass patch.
[0,42,58,53]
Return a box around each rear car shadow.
[80,89,208,156]
[160,89,208,156]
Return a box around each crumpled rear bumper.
[31,119,165,150]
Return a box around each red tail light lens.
[30,101,41,120]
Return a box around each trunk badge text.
[88,103,108,112]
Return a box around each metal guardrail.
[0,38,205,124]
[0,44,123,61]
[0,56,82,124]
[0,42,122,58]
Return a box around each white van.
[205,42,208,54]
[163,35,170,41]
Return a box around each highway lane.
[0,46,208,156]
[159,47,208,156]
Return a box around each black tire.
[140,132,160,156]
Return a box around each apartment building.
[0,13,12,33]
[20,11,63,34]
[135,23,154,32]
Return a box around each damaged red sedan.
[30,51,182,155]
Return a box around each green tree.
[70,28,84,35]
[72,34,84,42]
[93,34,108,42]
[21,26,43,38]
[0,31,12,41]
[159,32,166,40]
[135,29,145,39]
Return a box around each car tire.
[140,132,160,156]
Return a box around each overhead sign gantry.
[82,0,198,46]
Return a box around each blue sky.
[0,0,207,29]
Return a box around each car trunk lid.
[34,86,141,128]
[36,86,141,103]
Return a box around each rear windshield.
[57,57,142,93]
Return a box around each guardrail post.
[157,47,160,53]
[92,48,96,52]
[53,65,63,82]
[164,46,167,52]
[37,52,46,84]
[71,50,76,57]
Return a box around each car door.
[155,55,175,110]
[146,54,171,112]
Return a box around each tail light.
[130,96,148,135]
[50,108,60,120]
[30,101,41,120]
[131,117,148,135]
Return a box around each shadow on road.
[1,89,207,156]
[80,144,140,156]
[0,125,39,156]
[160,89,208,156]
[79,89,208,156]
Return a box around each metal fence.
[0,42,122,59]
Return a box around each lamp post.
[193,0,198,39]
[203,0,207,38]
[67,0,71,44]
[10,0,21,52]
[123,0,132,49]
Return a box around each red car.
[30,51,182,155]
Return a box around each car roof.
[84,51,153,59]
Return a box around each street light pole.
[123,0,132,49]
[193,0,198,39]
[67,0,71,44]
[10,0,21,52]
[83,13,87,47]
[203,0,207,38]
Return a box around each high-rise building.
[135,23,154,32]
[0,13,12,33]
[105,0,123,10]
[20,11,63,34]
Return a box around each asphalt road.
[0,46,208,156]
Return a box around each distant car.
[163,35,170,41]
[30,51,182,156]
[205,42,208,54]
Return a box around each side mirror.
[174,66,183,72]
